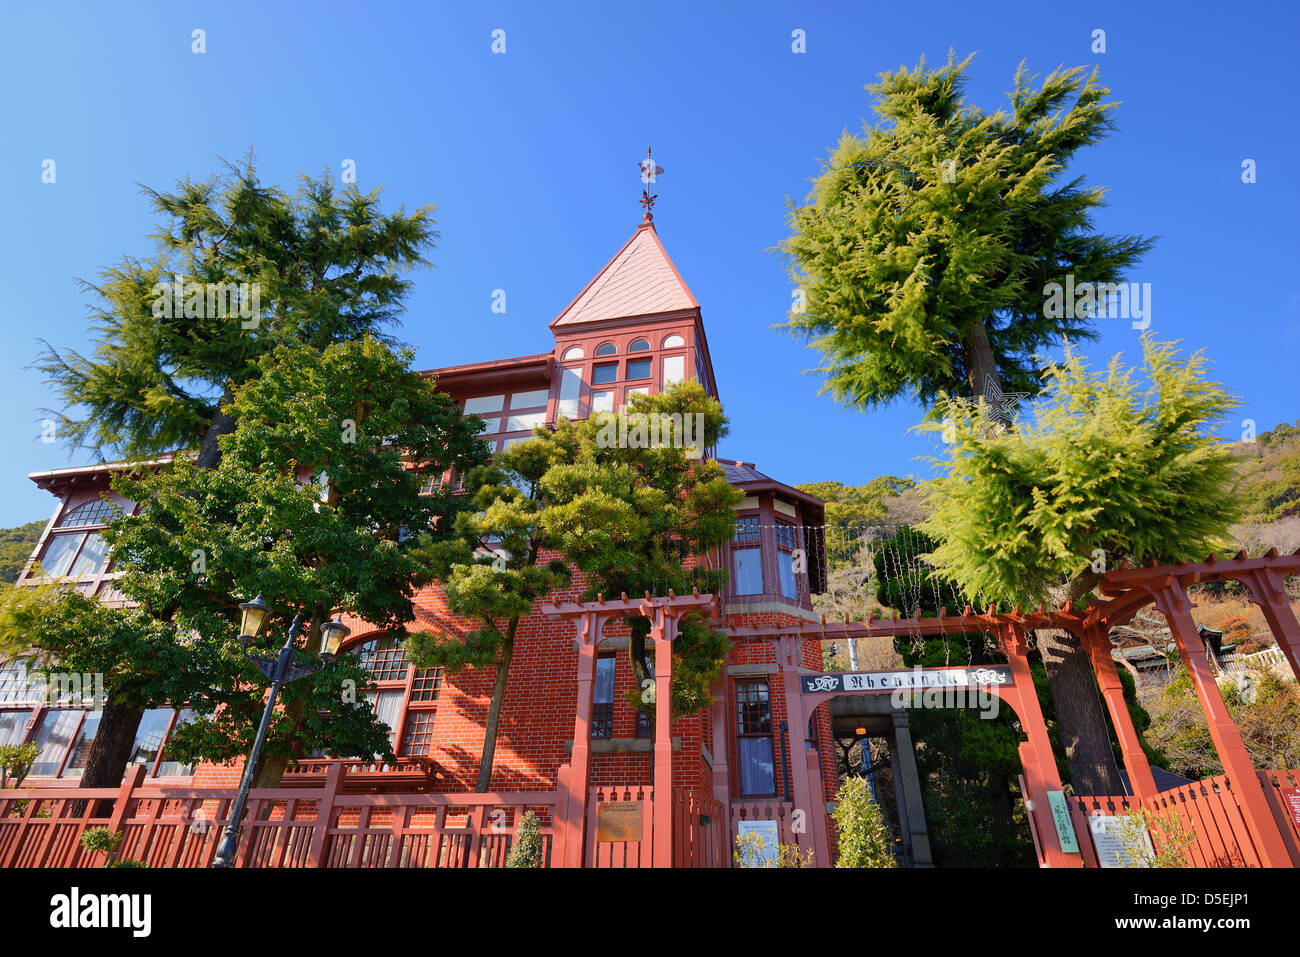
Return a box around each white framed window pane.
[0,659,31,704]
[506,411,547,432]
[663,355,685,386]
[155,709,196,776]
[663,334,685,348]
[733,548,763,595]
[129,708,173,769]
[63,710,102,776]
[625,387,650,397]
[30,708,81,775]
[464,395,505,414]
[561,346,584,361]
[590,391,614,414]
[739,737,775,796]
[510,388,549,409]
[39,533,83,577]
[778,551,797,599]
[69,532,110,576]
[0,709,32,746]
[594,656,616,704]
[558,367,583,419]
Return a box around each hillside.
[0,519,45,583]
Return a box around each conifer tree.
[37,154,436,467]
[781,53,1154,792]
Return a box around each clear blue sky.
[0,0,1296,527]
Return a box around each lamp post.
[211,596,351,868]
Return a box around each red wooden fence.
[0,764,558,869]
[1063,769,1300,868]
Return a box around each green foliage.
[780,51,1152,409]
[0,521,46,583]
[80,827,123,858]
[92,337,486,777]
[534,381,742,715]
[833,776,898,867]
[37,154,438,460]
[504,810,545,868]
[1109,806,1196,868]
[794,477,916,527]
[108,858,148,868]
[920,336,1241,606]
[0,742,39,789]
[922,771,1035,867]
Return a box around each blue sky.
[0,0,1296,527]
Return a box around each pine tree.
[780,51,1153,419]
[37,153,436,467]
[780,52,1154,791]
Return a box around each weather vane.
[638,146,664,221]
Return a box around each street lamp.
[211,602,345,868]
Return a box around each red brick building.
[2,214,841,864]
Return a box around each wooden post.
[1237,566,1300,682]
[999,625,1082,868]
[774,636,821,860]
[1153,584,1293,867]
[708,674,731,835]
[651,608,677,868]
[1082,623,1159,805]
[306,762,344,868]
[561,611,601,868]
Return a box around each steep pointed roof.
[551,221,699,328]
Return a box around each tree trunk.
[987,772,1013,843]
[965,318,1010,426]
[476,637,514,793]
[963,329,1121,795]
[80,697,145,815]
[249,695,304,790]
[194,385,238,469]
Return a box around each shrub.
[833,776,897,867]
[0,742,38,789]
[504,811,544,868]
[80,826,123,866]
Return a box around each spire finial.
[638,146,664,222]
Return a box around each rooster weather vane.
[638,147,664,221]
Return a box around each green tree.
[833,775,898,867]
[98,337,488,786]
[0,584,222,793]
[795,476,916,528]
[779,51,1152,418]
[404,443,572,793]
[535,382,740,716]
[920,336,1240,792]
[0,521,46,584]
[37,154,436,467]
[778,52,1154,793]
[505,810,545,868]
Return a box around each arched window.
[628,338,650,352]
[662,334,685,348]
[58,499,121,528]
[595,342,617,356]
[561,346,584,361]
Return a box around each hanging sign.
[801,666,1011,694]
[1046,791,1080,853]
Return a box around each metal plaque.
[596,801,643,842]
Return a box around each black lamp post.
[211,596,351,868]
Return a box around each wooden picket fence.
[0,764,558,869]
[1065,770,1300,868]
